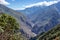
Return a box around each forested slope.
[37,24,60,40]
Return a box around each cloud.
[17,0,60,10]
[25,1,59,8]
[0,0,10,5]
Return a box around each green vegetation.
[36,24,60,40]
[0,13,27,40]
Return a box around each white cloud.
[25,1,59,8]
[0,0,10,5]
[17,0,60,10]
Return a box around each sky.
[0,0,60,10]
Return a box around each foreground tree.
[0,13,27,40]
[0,14,19,33]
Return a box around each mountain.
[1,2,60,40]
[31,3,60,34]
[17,6,46,19]
[17,2,60,35]
[36,24,60,40]
[0,4,36,38]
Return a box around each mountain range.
[17,2,60,35]
[0,2,60,40]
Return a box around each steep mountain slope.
[17,6,46,19]
[0,4,36,38]
[31,4,60,34]
[36,24,60,40]
[18,2,60,35]
[55,2,60,12]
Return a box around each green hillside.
[36,24,60,40]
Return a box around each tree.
[0,14,20,40]
[0,14,19,33]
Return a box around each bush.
[0,14,27,40]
